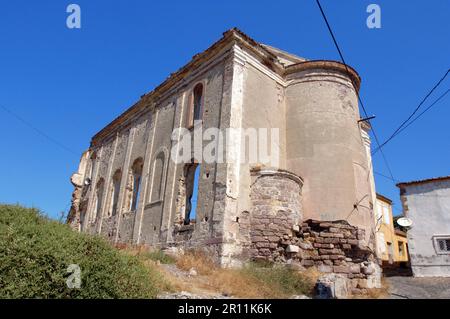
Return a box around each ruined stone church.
[68,29,380,288]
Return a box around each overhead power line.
[1,103,141,172]
[315,0,396,183]
[0,103,117,170]
[0,104,78,156]
[374,171,399,183]
[373,69,450,154]
[393,88,450,138]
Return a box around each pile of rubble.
[251,219,381,296]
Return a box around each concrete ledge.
[250,167,304,187]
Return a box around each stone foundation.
[242,168,303,260]
[249,218,381,292]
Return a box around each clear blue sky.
[0,0,448,219]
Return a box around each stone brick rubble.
[251,219,380,293]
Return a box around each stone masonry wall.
[284,220,380,290]
[249,218,381,292]
[244,168,303,260]
[165,182,229,264]
[244,169,380,292]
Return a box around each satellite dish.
[397,217,413,228]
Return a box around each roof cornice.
[90,28,284,145]
[285,60,361,92]
[90,30,362,146]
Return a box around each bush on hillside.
[0,204,167,299]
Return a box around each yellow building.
[375,194,409,266]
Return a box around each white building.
[397,176,450,277]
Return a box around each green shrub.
[0,204,167,299]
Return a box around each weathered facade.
[398,176,450,277]
[67,29,380,287]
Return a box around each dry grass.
[175,250,217,275]
[167,250,316,298]
[300,267,322,285]
[113,247,390,299]
[121,245,176,263]
[162,250,390,299]
[204,266,316,298]
[114,243,146,255]
[207,268,273,298]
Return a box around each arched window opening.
[184,164,200,225]
[110,169,122,216]
[150,152,165,202]
[93,178,105,222]
[193,83,203,121]
[187,83,204,128]
[130,158,144,212]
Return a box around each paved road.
[387,276,450,299]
